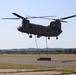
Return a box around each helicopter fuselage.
[2,13,76,39]
[17,20,62,39]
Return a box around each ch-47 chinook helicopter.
[2,13,76,40]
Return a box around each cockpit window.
[19,23,23,27]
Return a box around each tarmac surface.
[0,58,76,67]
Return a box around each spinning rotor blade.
[42,14,76,23]
[60,15,76,20]
[13,13,54,19]
[60,20,67,23]
[38,17,56,20]
[26,17,55,20]
[3,12,56,20]
[59,15,76,23]
[2,18,19,19]
[2,13,24,20]
[25,15,56,19]
[12,13,25,19]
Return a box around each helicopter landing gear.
[56,36,58,40]
[29,35,32,38]
[37,35,40,38]
[48,37,50,40]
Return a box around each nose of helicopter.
[17,26,23,32]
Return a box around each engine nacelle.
[50,20,61,29]
[49,21,55,28]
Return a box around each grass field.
[0,54,76,74]
[0,54,76,60]
[0,63,75,74]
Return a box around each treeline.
[0,48,76,54]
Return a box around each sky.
[0,0,76,49]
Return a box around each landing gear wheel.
[29,35,32,38]
[48,37,50,40]
[56,36,58,40]
[37,35,40,38]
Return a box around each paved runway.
[0,58,76,67]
